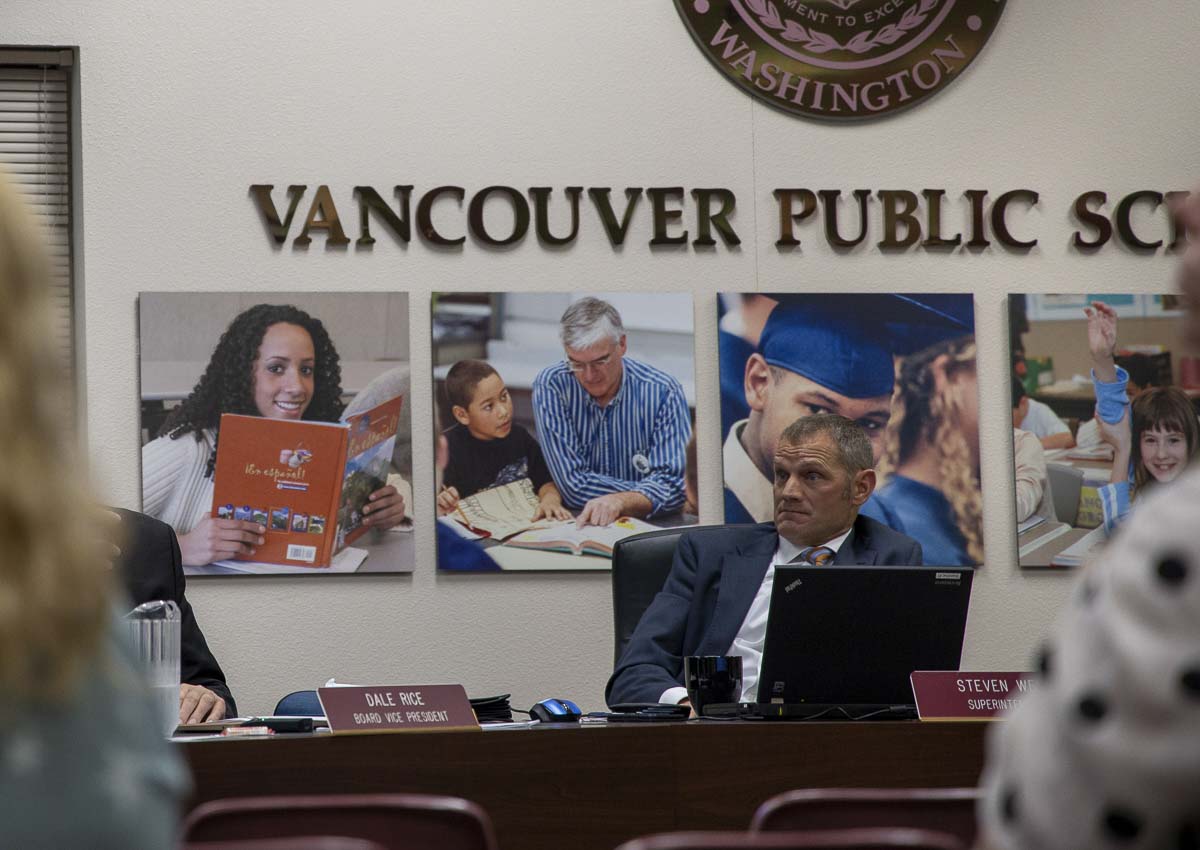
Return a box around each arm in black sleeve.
[116,509,237,716]
[167,527,238,716]
[605,534,701,706]
[524,426,554,493]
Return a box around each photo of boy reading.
[437,360,572,523]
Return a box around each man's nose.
[780,478,804,499]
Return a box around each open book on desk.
[1050,524,1107,568]
[504,516,659,558]
[450,477,556,540]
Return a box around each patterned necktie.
[792,546,836,566]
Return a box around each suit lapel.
[837,516,879,565]
[696,527,778,656]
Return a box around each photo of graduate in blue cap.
[719,293,981,566]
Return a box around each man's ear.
[451,404,471,426]
[617,334,628,357]
[851,468,876,507]
[744,353,772,413]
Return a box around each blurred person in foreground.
[976,193,1200,849]
[0,177,187,847]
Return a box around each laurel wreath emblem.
[743,0,940,54]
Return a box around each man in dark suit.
[115,508,237,721]
[607,414,922,708]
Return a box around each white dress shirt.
[1019,397,1071,439]
[659,526,852,705]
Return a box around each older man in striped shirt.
[532,297,691,528]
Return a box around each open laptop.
[717,565,973,720]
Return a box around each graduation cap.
[757,293,974,399]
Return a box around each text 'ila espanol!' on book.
[450,478,656,557]
[210,395,404,568]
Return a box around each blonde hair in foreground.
[0,175,110,701]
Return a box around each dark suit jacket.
[115,509,237,715]
[605,515,922,706]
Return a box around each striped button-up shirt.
[532,357,690,516]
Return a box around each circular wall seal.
[674,0,1006,120]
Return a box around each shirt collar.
[773,526,853,565]
[722,420,775,523]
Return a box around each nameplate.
[317,685,479,734]
[910,671,1036,721]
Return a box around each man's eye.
[806,472,822,481]
[859,420,884,432]
[805,404,832,416]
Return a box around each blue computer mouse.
[529,698,582,723]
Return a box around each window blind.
[0,51,75,375]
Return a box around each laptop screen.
[756,565,973,706]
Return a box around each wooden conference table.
[179,720,988,850]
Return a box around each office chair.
[1046,463,1083,527]
[184,838,384,850]
[750,788,981,848]
[182,794,499,850]
[611,525,753,663]
[615,827,964,850]
[274,690,324,716]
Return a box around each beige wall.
[6,1,1198,714]
[1026,315,1187,386]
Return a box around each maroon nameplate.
[317,685,480,734]
[910,671,1036,721]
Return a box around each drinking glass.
[126,599,181,735]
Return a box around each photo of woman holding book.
[139,293,414,575]
[432,292,696,571]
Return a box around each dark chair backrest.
[182,794,499,850]
[274,689,323,716]
[750,788,981,848]
[185,839,385,850]
[1045,463,1083,527]
[615,827,965,850]
[611,525,756,663]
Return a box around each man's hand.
[532,489,572,522]
[437,486,461,516]
[178,517,264,567]
[1084,300,1119,381]
[576,491,653,528]
[179,683,227,724]
[362,484,406,529]
[575,493,626,528]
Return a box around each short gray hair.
[779,414,873,476]
[559,297,624,350]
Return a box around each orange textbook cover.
[210,414,349,568]
[335,395,405,550]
